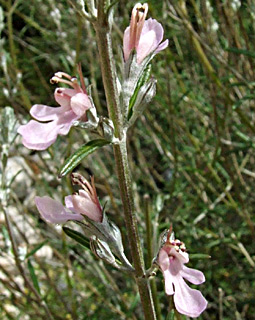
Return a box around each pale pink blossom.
[158,231,207,318]
[123,3,168,64]
[35,176,102,224]
[70,174,103,223]
[18,71,92,150]
[35,196,84,224]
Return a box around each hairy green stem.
[92,1,156,319]
[113,142,156,320]
[93,3,122,139]
[144,195,153,268]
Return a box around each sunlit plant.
[16,2,208,319]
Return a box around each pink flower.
[158,231,207,318]
[35,196,84,224]
[18,71,92,150]
[35,176,103,224]
[70,175,103,223]
[123,3,169,64]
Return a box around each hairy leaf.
[62,226,90,249]
[59,139,110,177]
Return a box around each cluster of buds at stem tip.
[155,227,208,318]
[18,65,98,150]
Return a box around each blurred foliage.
[0,0,255,319]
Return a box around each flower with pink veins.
[18,69,93,150]
[123,3,169,64]
[158,230,207,318]
[35,175,103,224]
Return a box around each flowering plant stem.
[93,2,156,319]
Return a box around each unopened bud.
[90,236,116,265]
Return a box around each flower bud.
[90,236,116,265]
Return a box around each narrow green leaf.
[8,169,23,188]
[235,130,252,142]
[230,81,255,87]
[62,227,90,249]
[106,0,119,16]
[207,239,221,248]
[166,310,175,320]
[128,64,151,119]
[59,139,110,177]
[226,47,255,58]
[27,259,41,294]
[2,225,11,249]
[189,254,211,260]
[232,94,255,110]
[25,240,48,259]
[129,293,140,313]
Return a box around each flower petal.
[18,109,78,150]
[173,274,208,318]
[35,196,83,224]
[56,110,78,135]
[71,194,102,222]
[155,39,169,54]
[78,190,91,201]
[158,247,170,270]
[123,27,131,61]
[70,93,91,117]
[158,248,175,295]
[137,29,157,63]
[18,120,60,150]
[54,88,77,108]
[136,19,168,63]
[180,266,205,285]
[64,195,77,212]
[163,269,175,295]
[171,248,189,264]
[30,104,64,121]
[141,18,164,43]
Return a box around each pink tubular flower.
[158,231,207,318]
[35,196,84,224]
[18,70,92,150]
[70,174,103,223]
[123,3,169,64]
[35,176,103,224]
